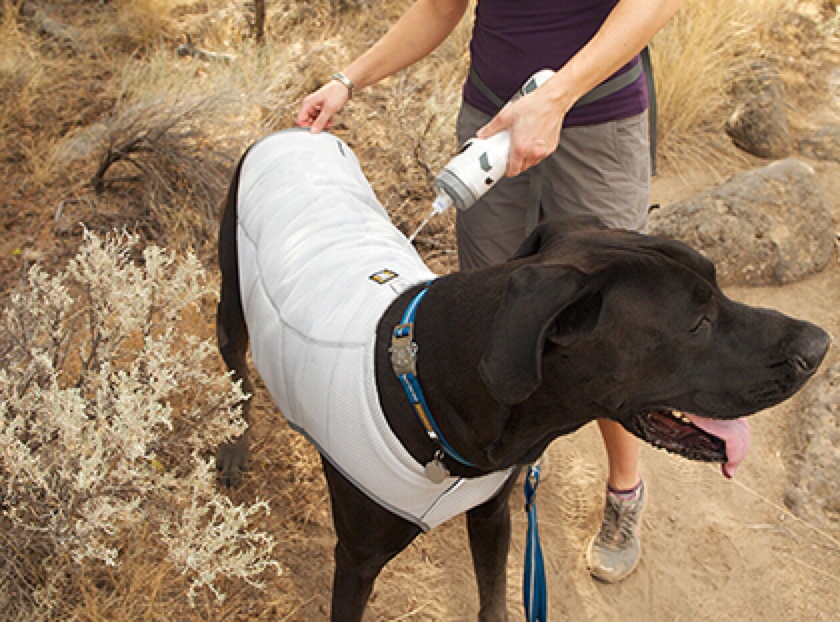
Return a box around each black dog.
[215,131,829,621]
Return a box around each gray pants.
[455,102,651,271]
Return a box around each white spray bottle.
[409,69,556,242]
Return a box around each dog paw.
[216,436,251,488]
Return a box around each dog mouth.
[623,410,751,478]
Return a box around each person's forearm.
[341,0,469,90]
[541,0,681,113]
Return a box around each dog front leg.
[323,458,421,621]
[331,540,394,621]
[467,471,519,622]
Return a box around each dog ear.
[643,237,718,285]
[508,224,553,260]
[479,264,589,405]
[509,217,608,261]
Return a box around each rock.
[784,361,840,530]
[798,125,840,162]
[725,61,793,159]
[32,10,83,52]
[830,69,840,111]
[648,158,835,286]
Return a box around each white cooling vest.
[236,129,512,531]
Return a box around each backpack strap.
[468,65,507,111]
[640,46,658,176]
[572,60,643,108]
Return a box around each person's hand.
[296,80,352,133]
[475,90,567,177]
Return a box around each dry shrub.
[651,0,793,174]
[62,49,274,248]
[0,230,280,619]
[49,20,351,248]
[0,2,43,158]
[103,0,174,52]
[87,90,237,244]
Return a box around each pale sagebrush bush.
[0,230,279,617]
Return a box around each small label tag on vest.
[424,456,450,484]
[370,269,398,284]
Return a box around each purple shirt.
[464,0,648,127]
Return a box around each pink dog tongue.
[685,414,751,478]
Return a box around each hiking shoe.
[586,479,646,583]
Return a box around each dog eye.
[689,316,711,334]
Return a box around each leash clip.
[524,463,541,512]
[390,322,418,376]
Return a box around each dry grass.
[0,2,43,170]
[105,0,174,52]
[651,0,794,176]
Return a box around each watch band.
[331,72,355,97]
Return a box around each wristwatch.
[331,72,355,97]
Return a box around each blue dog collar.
[390,284,476,469]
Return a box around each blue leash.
[524,464,547,622]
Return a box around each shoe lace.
[599,496,640,547]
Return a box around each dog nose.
[790,322,831,376]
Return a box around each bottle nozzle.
[432,191,454,214]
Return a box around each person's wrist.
[331,72,355,98]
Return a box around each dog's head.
[479,219,830,475]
